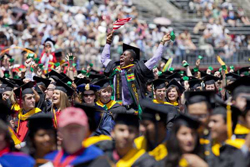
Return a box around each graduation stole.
[83,135,112,148]
[112,64,142,116]
[134,136,168,161]
[96,100,117,110]
[116,148,146,167]
[152,99,173,105]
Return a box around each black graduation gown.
[212,144,247,167]
[100,140,156,167]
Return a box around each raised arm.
[145,33,171,70]
[101,31,114,67]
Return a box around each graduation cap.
[91,78,111,90]
[77,83,100,93]
[167,79,185,94]
[185,90,215,106]
[152,78,167,90]
[28,113,54,133]
[225,76,250,93]
[55,49,63,57]
[55,79,74,97]
[74,103,104,133]
[33,76,51,88]
[174,113,200,130]
[123,43,140,60]
[212,103,241,138]
[188,79,202,90]
[140,98,178,122]
[115,113,139,128]
[226,73,240,82]
[74,77,90,86]
[202,74,220,85]
[14,81,35,98]
[44,38,55,45]
[0,78,15,92]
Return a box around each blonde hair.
[96,86,113,100]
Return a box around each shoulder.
[2,152,35,167]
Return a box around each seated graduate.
[44,107,108,166]
[22,113,56,166]
[165,114,208,167]
[134,99,178,163]
[208,103,248,167]
[101,113,156,167]
[0,119,35,167]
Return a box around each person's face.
[147,84,152,92]
[100,88,112,104]
[234,93,250,111]
[208,115,227,141]
[83,90,95,104]
[33,129,56,154]
[120,50,134,68]
[112,124,138,150]
[168,88,178,102]
[205,84,215,91]
[245,110,250,129]
[60,124,86,154]
[155,87,166,101]
[141,120,156,142]
[177,126,197,153]
[188,102,209,127]
[2,91,11,101]
[52,90,61,105]
[23,94,35,111]
[45,84,55,100]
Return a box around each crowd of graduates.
[1,28,250,167]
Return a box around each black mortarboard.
[91,79,111,89]
[14,81,35,98]
[189,79,202,90]
[202,74,220,85]
[174,113,200,130]
[55,79,74,96]
[0,78,14,92]
[185,90,215,106]
[152,79,167,90]
[140,98,178,122]
[77,83,100,93]
[33,76,51,88]
[167,79,185,94]
[44,38,55,45]
[123,43,140,60]
[115,113,139,128]
[225,76,250,93]
[74,103,103,132]
[74,78,90,86]
[55,50,63,57]
[28,113,54,132]
[226,73,240,82]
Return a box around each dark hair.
[126,49,137,61]
[165,121,204,167]
[232,86,250,100]
[166,85,181,104]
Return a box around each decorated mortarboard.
[225,73,240,82]
[55,79,74,97]
[202,74,220,85]
[74,77,90,86]
[33,76,51,88]
[188,79,202,90]
[152,78,167,90]
[44,38,56,45]
[77,83,100,93]
[55,50,63,57]
[0,78,15,92]
[14,81,35,98]
[91,78,112,90]
[185,90,215,106]
[140,98,177,122]
[167,79,185,94]
[174,113,200,130]
[74,103,104,132]
[115,113,139,128]
[123,43,140,60]
[28,113,54,131]
[225,76,250,93]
